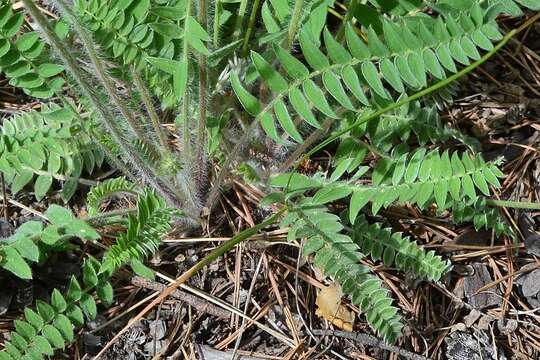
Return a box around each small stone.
[463,264,501,309]
[83,333,103,355]
[521,269,540,297]
[149,320,166,340]
[497,319,518,335]
[524,234,540,257]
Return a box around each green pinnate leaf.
[14,320,36,340]
[83,259,98,288]
[231,72,260,116]
[42,325,64,349]
[1,248,32,279]
[53,314,74,342]
[96,281,114,306]
[79,294,97,320]
[130,259,155,280]
[33,336,54,356]
[24,308,44,330]
[51,289,67,312]
[36,300,56,323]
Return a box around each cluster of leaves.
[351,215,451,281]
[0,205,99,279]
[232,1,513,143]
[0,105,104,201]
[75,0,210,107]
[0,257,112,360]
[0,189,175,359]
[0,0,68,98]
[99,189,177,277]
[282,200,404,343]
[452,198,516,238]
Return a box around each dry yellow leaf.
[315,283,355,331]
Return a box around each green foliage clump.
[0,0,537,355]
[0,0,67,98]
[0,190,175,359]
[0,205,99,279]
[0,105,104,201]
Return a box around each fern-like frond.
[0,105,104,201]
[351,215,451,281]
[231,2,534,143]
[0,258,113,360]
[99,190,176,275]
[0,0,67,98]
[363,101,480,152]
[86,177,138,216]
[452,198,516,238]
[272,150,504,221]
[284,201,403,343]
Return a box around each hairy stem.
[22,0,187,216]
[181,0,193,161]
[213,0,221,47]
[233,0,248,40]
[131,68,172,153]
[196,0,208,190]
[287,0,304,49]
[52,1,154,148]
[241,0,261,55]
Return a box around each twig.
[311,330,430,360]
[131,276,229,320]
